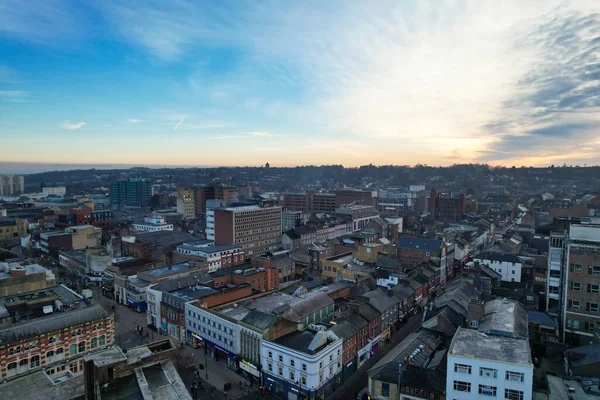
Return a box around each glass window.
[79,342,86,353]
[30,355,40,368]
[91,338,98,348]
[505,371,524,382]
[479,384,497,396]
[382,383,390,397]
[453,381,471,392]
[454,364,472,374]
[480,367,498,378]
[302,363,307,371]
[69,344,77,356]
[99,335,106,346]
[505,389,524,400]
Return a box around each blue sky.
[1,0,599,170]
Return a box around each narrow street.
[331,313,423,399]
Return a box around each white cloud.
[60,120,86,129]
[128,118,143,124]
[0,90,29,102]
[244,131,281,137]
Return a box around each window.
[454,364,472,374]
[479,385,497,396]
[470,320,479,328]
[70,344,77,356]
[268,363,272,372]
[588,284,600,294]
[319,372,324,383]
[329,354,333,362]
[589,265,600,275]
[480,367,498,378]
[569,281,582,291]
[268,351,272,358]
[382,383,390,397]
[7,362,17,377]
[568,300,581,310]
[46,350,55,363]
[79,342,86,353]
[99,336,106,346]
[290,360,295,367]
[585,322,596,332]
[278,366,283,376]
[570,263,583,272]
[91,337,98,348]
[30,355,40,368]
[453,381,471,392]
[319,361,323,369]
[506,371,524,382]
[586,302,599,312]
[505,389,524,400]
[302,363,307,371]
[18,358,28,373]
[301,376,306,385]
[290,371,295,381]
[56,348,65,360]
[278,355,283,362]
[567,319,580,329]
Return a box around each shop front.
[342,358,356,381]
[370,336,381,354]
[239,358,261,385]
[380,327,391,341]
[357,343,371,367]
[202,336,238,372]
[262,373,334,400]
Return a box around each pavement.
[95,293,255,400]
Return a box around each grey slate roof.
[475,251,521,264]
[241,310,277,330]
[397,237,443,251]
[362,288,399,313]
[330,320,357,340]
[528,311,557,328]
[150,271,213,292]
[0,304,109,345]
[479,299,528,338]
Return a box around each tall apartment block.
[210,205,282,256]
[110,178,152,207]
[429,189,465,223]
[0,175,24,195]
[191,184,239,213]
[547,222,600,345]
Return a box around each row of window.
[568,281,600,293]
[454,364,525,382]
[567,300,600,312]
[452,381,524,399]
[567,319,596,331]
[570,264,600,275]
[192,326,234,347]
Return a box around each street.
[94,293,254,400]
[331,313,423,399]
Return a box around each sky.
[1,0,599,171]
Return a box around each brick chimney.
[467,299,485,329]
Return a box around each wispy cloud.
[128,118,143,124]
[0,66,22,83]
[60,120,86,129]
[244,131,282,138]
[174,116,185,130]
[209,135,238,140]
[0,90,29,102]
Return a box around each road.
[331,313,423,400]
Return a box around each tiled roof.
[397,237,443,251]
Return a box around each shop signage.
[239,360,260,377]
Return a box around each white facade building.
[132,214,174,232]
[43,186,67,197]
[473,251,522,282]
[175,243,243,272]
[261,329,343,399]
[446,300,533,400]
[185,302,240,370]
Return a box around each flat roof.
[177,243,241,253]
[141,262,191,277]
[0,370,84,400]
[273,329,336,355]
[449,327,532,366]
[0,263,47,280]
[326,254,376,273]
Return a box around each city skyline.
[1,1,599,168]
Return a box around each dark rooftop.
[397,237,443,251]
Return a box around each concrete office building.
[210,205,282,256]
[446,299,533,400]
[0,175,24,196]
[110,178,152,207]
[547,223,600,345]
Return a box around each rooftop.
[140,262,191,277]
[177,243,241,253]
[397,237,443,251]
[544,375,593,400]
[474,251,521,264]
[0,262,48,280]
[133,230,196,246]
[273,329,338,355]
[0,304,110,345]
[449,327,532,366]
[0,369,84,400]
[326,254,377,273]
[479,299,528,338]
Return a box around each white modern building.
[43,186,67,197]
[175,243,244,272]
[473,251,522,282]
[132,214,174,232]
[185,301,240,371]
[261,328,343,400]
[446,299,533,400]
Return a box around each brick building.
[334,189,378,207]
[210,205,282,256]
[191,184,238,213]
[0,305,114,382]
[429,189,465,223]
